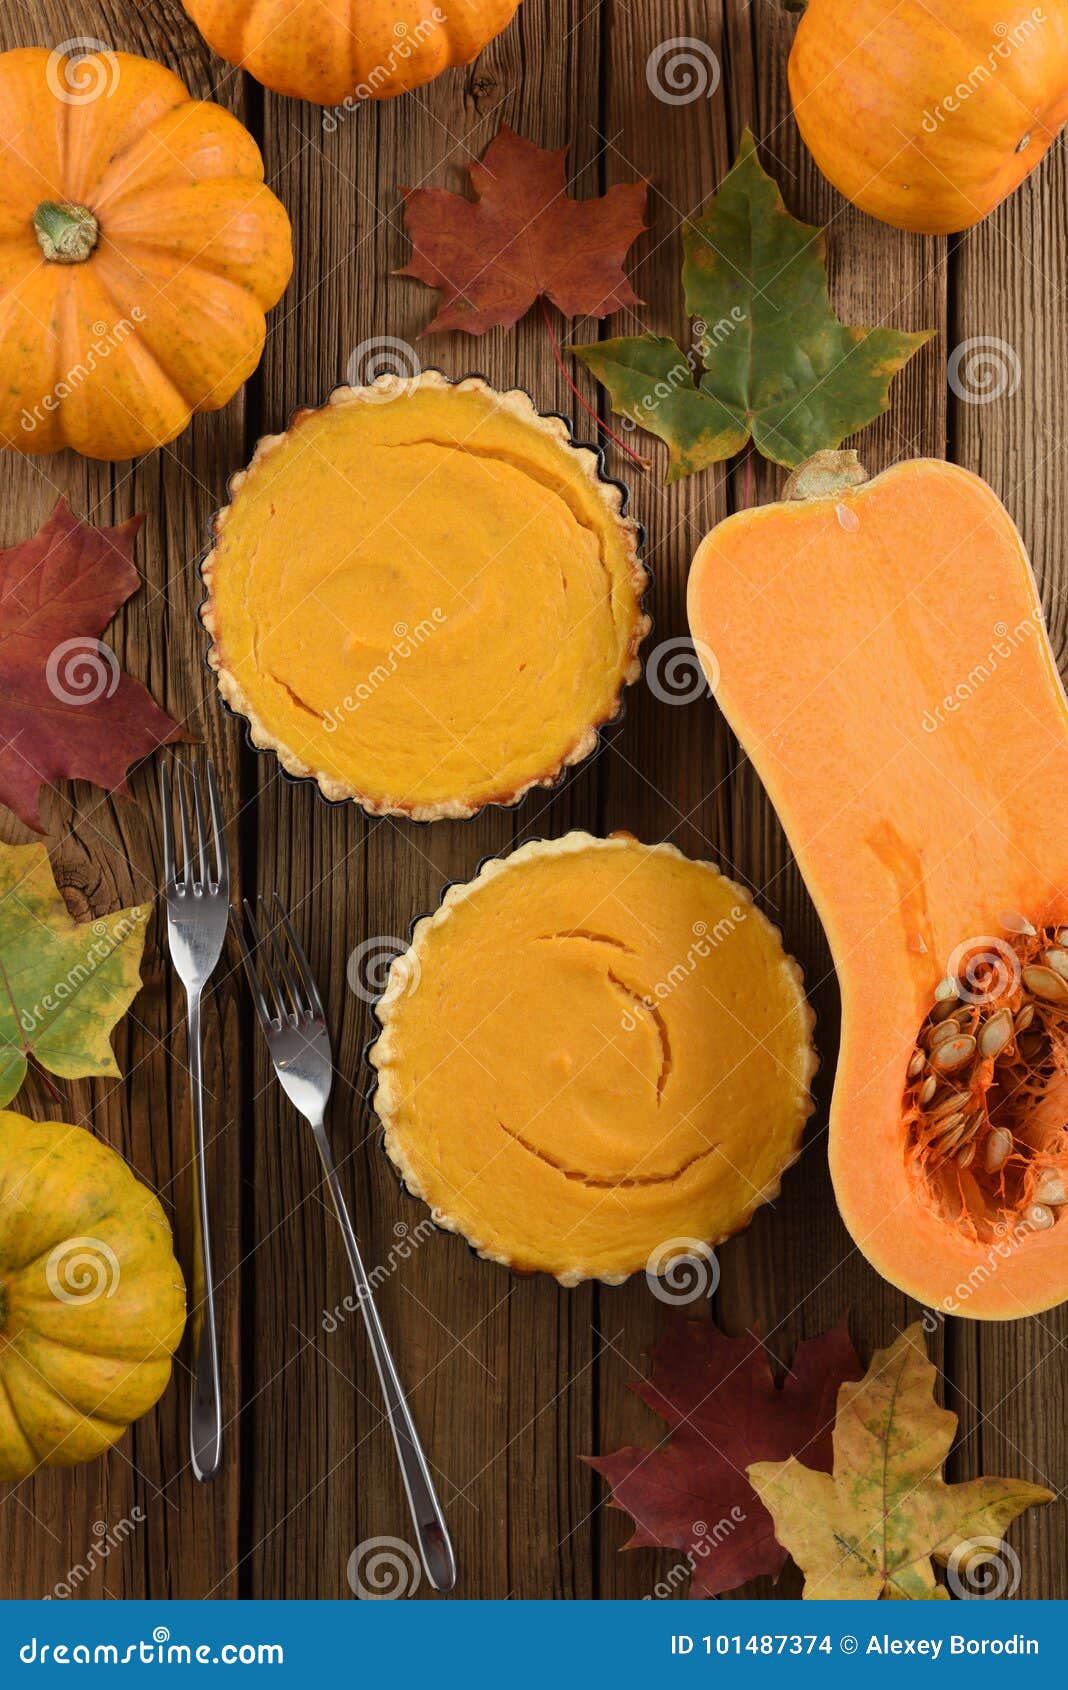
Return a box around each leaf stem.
[539,299,650,469]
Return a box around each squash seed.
[907,1051,925,1080]
[931,1090,970,1120]
[934,977,959,1002]
[979,1008,1014,1059]
[1034,1172,1068,1207]
[1014,1002,1036,1033]
[919,1075,939,1106]
[930,1019,963,1049]
[1024,1202,1055,1231]
[999,909,1036,936]
[1022,964,1068,1003]
[930,1033,977,1072]
[957,1140,977,1169]
[1044,948,1068,982]
[930,998,960,1025]
[984,1128,1014,1172]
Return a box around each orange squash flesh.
[688,457,1068,1318]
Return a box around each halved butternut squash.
[688,453,1068,1318]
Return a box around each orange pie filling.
[202,374,647,818]
[370,833,817,1283]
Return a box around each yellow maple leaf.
[0,842,149,1105]
[749,1322,1052,1599]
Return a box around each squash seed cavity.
[904,920,1068,1242]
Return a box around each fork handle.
[310,1121,457,1594]
[187,991,223,1483]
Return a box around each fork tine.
[230,905,276,1036]
[259,896,308,1019]
[272,893,326,1020]
[189,763,208,892]
[159,761,176,887]
[175,761,193,889]
[205,759,227,892]
[242,897,287,1025]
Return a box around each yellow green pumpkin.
[0,1112,186,1479]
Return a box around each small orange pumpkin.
[789,0,1068,235]
[182,0,523,109]
[0,47,292,461]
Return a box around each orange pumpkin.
[689,453,1068,1318]
[0,48,292,461]
[182,0,523,108]
[789,0,1068,234]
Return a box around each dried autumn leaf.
[0,841,150,1106]
[399,125,647,335]
[749,1323,1053,1599]
[0,500,182,833]
[571,129,932,482]
[588,1318,862,1597]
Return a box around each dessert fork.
[232,894,457,1594]
[160,754,228,1484]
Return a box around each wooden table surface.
[2,0,1066,1602]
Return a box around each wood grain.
[0,0,1065,1602]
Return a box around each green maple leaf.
[0,842,150,1105]
[749,1324,1052,1599]
[571,130,932,482]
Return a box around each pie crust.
[201,371,648,819]
[370,832,818,1285]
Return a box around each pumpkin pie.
[370,833,817,1284]
[201,373,648,818]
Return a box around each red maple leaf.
[399,125,647,334]
[588,1318,862,1598]
[0,500,182,833]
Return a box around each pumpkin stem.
[33,201,100,265]
[783,449,869,502]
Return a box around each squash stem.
[783,448,869,501]
[33,201,100,265]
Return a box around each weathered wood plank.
[952,134,1068,1600]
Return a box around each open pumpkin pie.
[202,373,648,818]
[370,832,817,1284]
